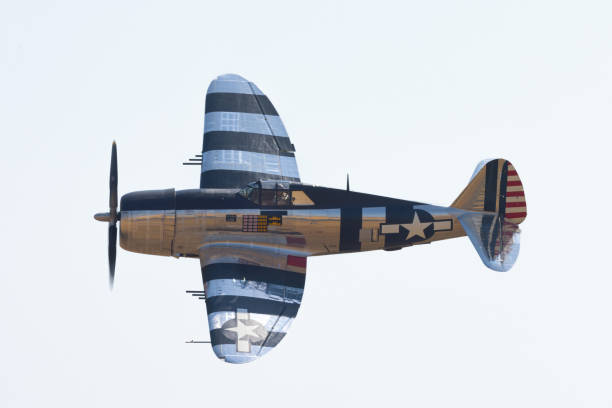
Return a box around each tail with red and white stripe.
[452,159,527,271]
[503,162,527,223]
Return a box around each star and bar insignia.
[380,209,452,243]
[221,309,268,353]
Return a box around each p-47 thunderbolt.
[95,74,527,364]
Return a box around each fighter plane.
[95,74,527,364]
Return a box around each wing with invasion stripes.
[199,242,307,364]
[200,74,300,189]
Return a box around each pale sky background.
[1,1,611,407]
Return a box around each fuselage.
[118,184,467,259]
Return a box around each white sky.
[1,1,611,406]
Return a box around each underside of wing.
[200,74,300,189]
[199,243,307,364]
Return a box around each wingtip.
[216,73,247,81]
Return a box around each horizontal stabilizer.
[458,213,520,272]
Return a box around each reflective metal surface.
[97,73,529,365]
[120,200,477,259]
[459,213,521,272]
[172,208,340,257]
[94,212,111,222]
[204,111,288,137]
[110,163,527,365]
[120,210,176,256]
[201,150,299,178]
[360,207,386,251]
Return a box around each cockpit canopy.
[238,180,314,207]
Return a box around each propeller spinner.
[94,141,119,289]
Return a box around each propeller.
[94,141,119,289]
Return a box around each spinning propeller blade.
[109,141,118,288]
[109,223,117,288]
[110,141,118,214]
[94,141,119,289]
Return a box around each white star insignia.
[400,212,432,240]
[226,319,261,341]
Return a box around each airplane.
[94,74,527,364]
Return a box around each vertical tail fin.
[453,159,527,271]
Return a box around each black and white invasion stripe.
[200,74,300,189]
[202,262,306,363]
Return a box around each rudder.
[452,159,526,223]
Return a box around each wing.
[200,74,300,189]
[199,241,307,364]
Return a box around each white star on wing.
[226,319,261,340]
[401,212,432,240]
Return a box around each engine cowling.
[119,189,176,256]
